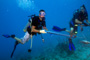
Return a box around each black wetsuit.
[69,10,88,34]
[27,16,46,35]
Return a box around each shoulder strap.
[28,15,39,27]
[73,9,79,15]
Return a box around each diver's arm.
[23,22,30,32]
[75,19,82,24]
[31,26,40,33]
[31,26,46,33]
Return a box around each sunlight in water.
[17,0,35,11]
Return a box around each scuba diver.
[69,5,90,36]
[2,10,48,58]
[68,5,90,51]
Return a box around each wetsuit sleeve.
[28,18,31,23]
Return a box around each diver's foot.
[11,35,15,38]
[28,49,32,52]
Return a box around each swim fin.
[2,34,15,38]
[69,43,75,51]
[53,26,66,32]
[69,43,72,51]
[2,35,11,38]
[71,43,75,50]
[69,38,75,51]
[11,41,19,58]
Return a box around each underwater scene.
[0,0,90,60]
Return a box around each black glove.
[11,35,15,38]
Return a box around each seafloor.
[13,37,90,60]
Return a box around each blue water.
[0,0,90,60]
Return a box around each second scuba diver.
[68,5,90,51]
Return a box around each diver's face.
[39,11,46,18]
[80,7,85,13]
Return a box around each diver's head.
[80,5,86,13]
[39,10,45,18]
[39,10,45,21]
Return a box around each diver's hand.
[40,30,46,33]
[23,29,27,32]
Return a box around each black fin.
[11,41,19,58]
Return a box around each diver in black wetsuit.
[68,5,90,51]
[3,10,48,58]
[69,5,90,36]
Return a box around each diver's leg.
[69,22,74,36]
[69,38,75,51]
[70,27,74,35]
[70,25,78,37]
[2,34,22,43]
[9,35,22,43]
[71,43,75,51]
[13,37,22,43]
[21,32,32,44]
[69,38,72,51]
[11,41,19,58]
[13,32,31,44]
